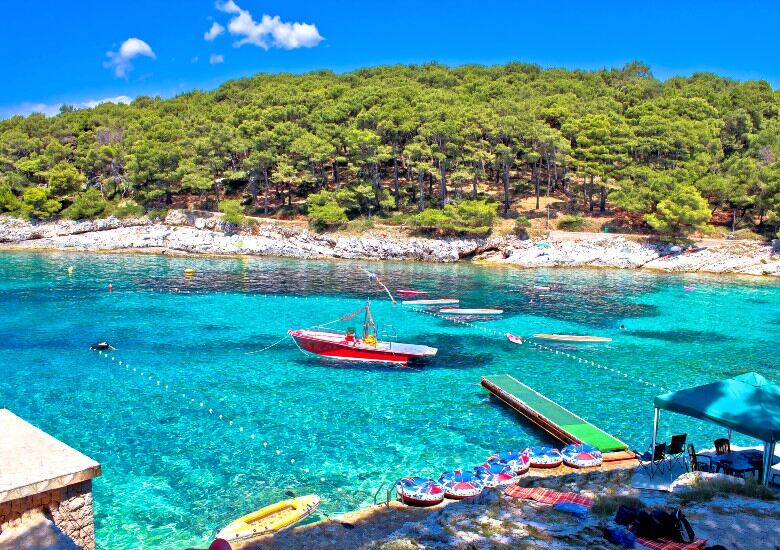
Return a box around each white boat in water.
[439,308,503,315]
[402,298,460,305]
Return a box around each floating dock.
[481,374,629,454]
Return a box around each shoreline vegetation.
[1,210,779,277]
[2,62,780,250]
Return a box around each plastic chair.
[687,444,713,473]
[714,438,731,455]
[634,443,667,479]
[667,434,687,470]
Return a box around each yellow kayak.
[214,495,320,546]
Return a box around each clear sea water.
[0,252,778,549]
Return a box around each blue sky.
[2,0,778,118]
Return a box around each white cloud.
[204,21,225,41]
[81,96,133,109]
[104,38,156,78]
[209,53,224,65]
[4,102,62,118]
[1,96,134,119]
[216,1,323,50]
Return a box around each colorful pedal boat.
[474,462,517,488]
[395,477,445,506]
[524,446,564,468]
[437,470,484,499]
[486,451,530,474]
[561,444,603,468]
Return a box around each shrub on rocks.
[62,189,108,220]
[19,188,61,220]
[218,200,246,225]
[0,183,22,214]
[114,201,146,219]
[557,215,585,231]
[514,216,531,239]
[411,200,497,236]
[307,201,348,231]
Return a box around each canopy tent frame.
[651,372,780,486]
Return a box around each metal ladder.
[373,479,402,507]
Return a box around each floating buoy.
[474,462,517,487]
[524,446,564,469]
[486,451,530,474]
[437,470,483,499]
[561,444,603,468]
[209,538,232,550]
[184,268,196,276]
[395,477,445,506]
[67,266,74,274]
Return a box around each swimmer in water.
[108,283,113,292]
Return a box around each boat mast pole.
[363,301,369,339]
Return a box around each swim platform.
[481,375,628,453]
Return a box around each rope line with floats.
[404,306,673,393]
[94,350,370,511]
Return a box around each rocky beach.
[259,465,780,550]
[1,211,778,277]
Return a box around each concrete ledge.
[0,409,101,504]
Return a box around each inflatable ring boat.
[437,470,484,499]
[561,444,603,468]
[474,462,517,488]
[395,477,445,506]
[486,451,530,474]
[524,446,563,469]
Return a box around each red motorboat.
[288,302,437,364]
[397,289,429,298]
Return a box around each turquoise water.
[0,252,778,549]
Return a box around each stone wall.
[0,480,95,550]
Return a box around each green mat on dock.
[483,374,627,453]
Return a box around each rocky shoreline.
[1,210,779,277]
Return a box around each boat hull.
[399,494,443,506]
[439,308,503,315]
[402,299,459,305]
[214,495,320,545]
[288,330,437,364]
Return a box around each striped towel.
[636,537,707,550]
[503,485,594,507]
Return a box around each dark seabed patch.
[627,329,735,343]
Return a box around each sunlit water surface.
[0,252,778,549]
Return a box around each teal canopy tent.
[652,372,780,485]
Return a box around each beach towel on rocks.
[503,485,593,507]
[635,537,707,550]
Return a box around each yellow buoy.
[184,268,196,276]
[67,266,74,274]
